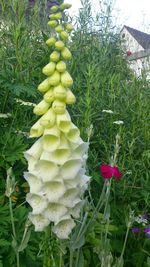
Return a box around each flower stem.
[9,197,20,267]
[43,227,51,267]
[118,225,130,266]
[69,249,74,267]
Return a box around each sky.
[65,0,150,32]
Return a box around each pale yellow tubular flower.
[65,89,76,104]
[28,213,50,232]
[26,193,48,214]
[52,99,66,114]
[33,100,50,116]
[43,180,66,202]
[24,172,43,194]
[53,84,67,100]
[60,159,82,179]
[40,108,56,128]
[24,2,90,238]
[46,134,70,164]
[56,110,71,133]
[35,160,59,182]
[59,188,80,208]
[70,200,84,219]
[44,88,55,103]
[53,215,76,239]
[24,137,43,159]
[42,126,60,152]
[44,203,68,223]
[42,62,56,76]
[29,120,44,138]
[38,78,51,93]
[66,123,80,143]
[71,142,89,159]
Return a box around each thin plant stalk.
[119,225,130,265]
[69,249,74,267]
[9,197,20,267]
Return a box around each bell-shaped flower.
[53,84,67,100]
[40,108,56,128]
[43,126,60,152]
[33,100,50,116]
[56,110,71,133]
[44,88,55,103]
[60,159,82,180]
[38,78,51,93]
[64,178,80,189]
[29,119,44,138]
[52,99,66,114]
[70,200,84,219]
[71,141,89,159]
[44,134,70,164]
[65,89,76,104]
[59,188,80,208]
[44,203,68,223]
[78,173,91,192]
[24,172,43,194]
[24,138,43,171]
[50,148,71,165]
[44,181,66,202]
[35,160,59,182]
[24,138,43,159]
[25,156,37,172]
[53,215,76,239]
[26,193,48,214]
[28,213,50,232]
[66,123,80,143]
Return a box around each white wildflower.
[113,120,124,125]
[15,98,36,107]
[0,113,12,118]
[134,215,148,226]
[102,109,114,114]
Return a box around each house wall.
[121,27,144,53]
[130,57,150,78]
[121,27,150,79]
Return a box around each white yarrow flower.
[15,98,36,107]
[0,113,12,118]
[113,120,124,125]
[102,109,113,114]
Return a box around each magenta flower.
[100,164,122,180]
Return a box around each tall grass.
[0,0,150,266]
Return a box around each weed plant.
[0,0,150,266]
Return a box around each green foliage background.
[0,0,150,266]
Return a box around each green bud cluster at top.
[24,3,90,240]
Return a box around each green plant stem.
[103,180,111,242]
[118,225,130,265]
[9,198,16,239]
[9,197,20,267]
[43,227,52,267]
[75,249,80,267]
[59,251,62,267]
[69,249,74,267]
[75,181,107,244]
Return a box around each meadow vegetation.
[0,0,150,266]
